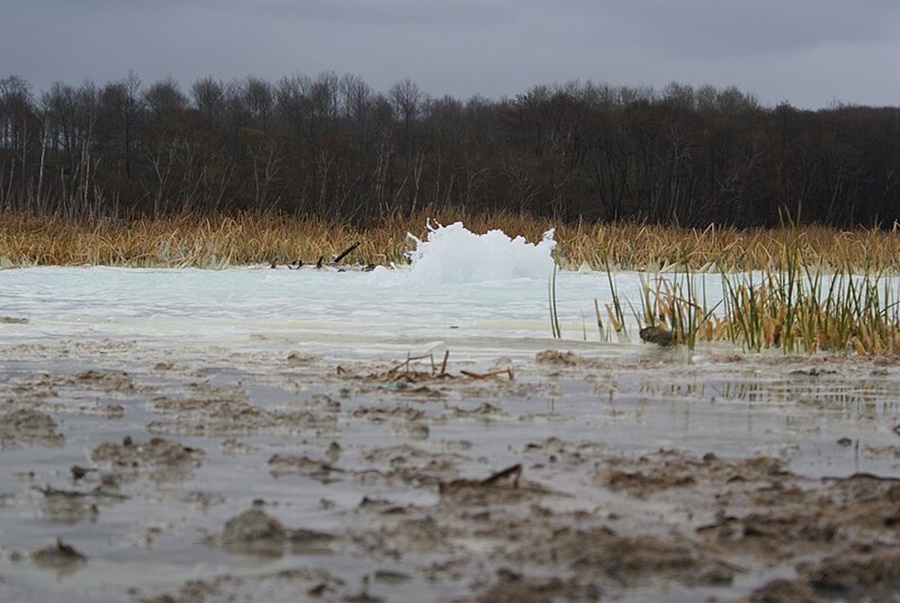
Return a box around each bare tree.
[244,76,274,130]
[144,77,187,125]
[98,71,143,181]
[190,76,225,123]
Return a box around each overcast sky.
[4,0,900,109]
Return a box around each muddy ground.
[1,339,899,602]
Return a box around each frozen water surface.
[0,223,898,602]
[0,222,574,355]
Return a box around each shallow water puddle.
[1,337,898,602]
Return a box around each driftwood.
[333,241,360,263]
[271,241,362,270]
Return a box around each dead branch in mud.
[31,484,130,500]
[460,368,515,380]
[439,464,529,501]
[822,472,900,483]
[335,350,514,384]
[480,463,522,488]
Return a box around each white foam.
[403,221,556,285]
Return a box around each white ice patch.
[403,221,556,285]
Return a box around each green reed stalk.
[604,257,628,339]
[549,261,561,339]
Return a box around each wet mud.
[0,339,898,602]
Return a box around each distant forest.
[1,72,898,228]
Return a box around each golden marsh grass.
[3,209,900,272]
[4,209,900,354]
[601,229,900,356]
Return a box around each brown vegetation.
[3,209,900,270]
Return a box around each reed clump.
[620,226,900,356]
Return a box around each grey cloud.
[2,0,900,108]
[598,0,900,59]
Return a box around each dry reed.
[619,226,900,356]
[3,208,900,271]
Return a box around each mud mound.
[148,386,337,437]
[92,436,203,467]
[0,408,64,448]
[30,538,87,574]
[803,548,900,598]
[219,508,335,555]
[471,570,599,603]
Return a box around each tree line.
[1,72,898,227]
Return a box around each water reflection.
[633,374,900,414]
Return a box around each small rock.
[640,326,674,346]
